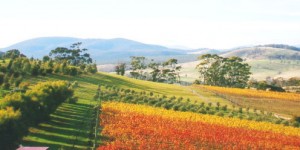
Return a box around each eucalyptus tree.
[196,54,251,88]
[130,56,146,79]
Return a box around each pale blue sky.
[1,0,300,49]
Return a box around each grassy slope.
[21,71,298,148]
[248,59,300,80]
[47,73,201,101]
[20,72,204,149]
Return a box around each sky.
[1,0,300,49]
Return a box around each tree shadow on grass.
[21,103,93,149]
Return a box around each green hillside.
[16,71,300,149]
[20,72,208,149]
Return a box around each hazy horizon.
[1,0,300,49]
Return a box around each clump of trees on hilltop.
[0,42,97,91]
[196,54,251,88]
[46,42,97,75]
[115,56,182,84]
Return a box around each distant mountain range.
[1,37,188,63]
[186,48,220,55]
[1,37,300,64]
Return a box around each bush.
[66,66,80,76]
[198,108,207,114]
[282,120,289,126]
[200,102,205,107]
[208,110,215,115]
[0,107,25,150]
[216,112,224,117]
[25,81,74,122]
[221,105,227,111]
[172,104,180,111]
[162,103,173,110]
[292,122,299,127]
[178,105,187,112]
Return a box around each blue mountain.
[1,37,187,64]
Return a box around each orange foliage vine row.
[98,102,300,150]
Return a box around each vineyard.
[98,102,300,149]
[197,85,300,101]
[193,85,300,117]
[98,84,300,127]
[0,72,298,149]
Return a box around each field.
[98,102,300,149]
[13,72,300,149]
[193,85,300,117]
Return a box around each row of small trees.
[0,81,75,149]
[96,85,299,127]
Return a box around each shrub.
[208,102,212,107]
[216,112,224,117]
[0,107,25,150]
[178,105,187,112]
[292,122,299,127]
[66,66,79,76]
[282,120,289,126]
[198,108,207,114]
[200,102,205,107]
[172,104,181,111]
[221,105,227,111]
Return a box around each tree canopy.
[128,56,181,83]
[3,49,25,59]
[196,54,251,88]
[49,42,93,66]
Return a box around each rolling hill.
[186,48,221,55]
[180,46,300,82]
[20,72,300,149]
[1,37,187,64]
[221,46,300,60]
